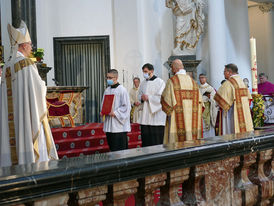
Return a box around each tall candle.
[250,37,258,95]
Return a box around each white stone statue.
[166,0,205,55]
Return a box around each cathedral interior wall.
[1,0,273,89]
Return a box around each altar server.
[199,73,218,137]
[138,63,166,147]
[101,69,131,151]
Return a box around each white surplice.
[0,51,58,167]
[102,84,131,133]
[138,77,166,126]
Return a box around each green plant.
[33,48,44,59]
[252,94,265,127]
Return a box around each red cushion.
[46,97,59,104]
[48,103,70,117]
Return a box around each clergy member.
[129,77,141,123]
[101,69,131,151]
[258,73,274,96]
[199,73,218,137]
[161,59,203,144]
[0,21,58,167]
[138,63,166,147]
[214,63,253,135]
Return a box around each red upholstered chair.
[46,96,75,127]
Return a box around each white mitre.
[7,21,31,46]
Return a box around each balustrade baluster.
[34,194,69,206]
[103,180,138,206]
[159,168,189,206]
[249,149,273,205]
[234,153,258,206]
[135,173,166,206]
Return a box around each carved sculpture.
[166,0,205,55]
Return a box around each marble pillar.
[208,0,227,89]
[11,0,21,28]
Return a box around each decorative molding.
[248,2,273,13]
[259,2,273,13]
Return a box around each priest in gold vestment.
[0,21,58,167]
[161,59,203,144]
[214,64,253,135]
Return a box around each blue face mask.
[107,79,114,86]
[143,72,150,80]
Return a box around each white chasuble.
[161,72,203,144]
[138,77,166,126]
[214,75,253,135]
[102,84,131,133]
[0,52,58,167]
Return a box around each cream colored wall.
[112,0,173,89]
[248,6,274,82]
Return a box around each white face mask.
[143,72,150,80]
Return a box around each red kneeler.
[47,97,75,127]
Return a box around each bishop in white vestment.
[138,63,166,147]
[199,74,218,137]
[101,69,131,151]
[0,21,58,167]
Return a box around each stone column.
[21,0,37,49]
[11,0,21,28]
[208,0,227,89]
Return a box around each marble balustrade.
[0,129,273,206]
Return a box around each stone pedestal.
[165,55,201,80]
[37,62,51,84]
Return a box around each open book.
[101,94,115,115]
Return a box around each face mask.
[143,72,150,80]
[107,79,114,86]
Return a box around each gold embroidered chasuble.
[0,53,58,167]
[214,75,253,134]
[161,74,203,144]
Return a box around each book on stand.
[101,94,115,115]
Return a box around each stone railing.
[0,129,273,205]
